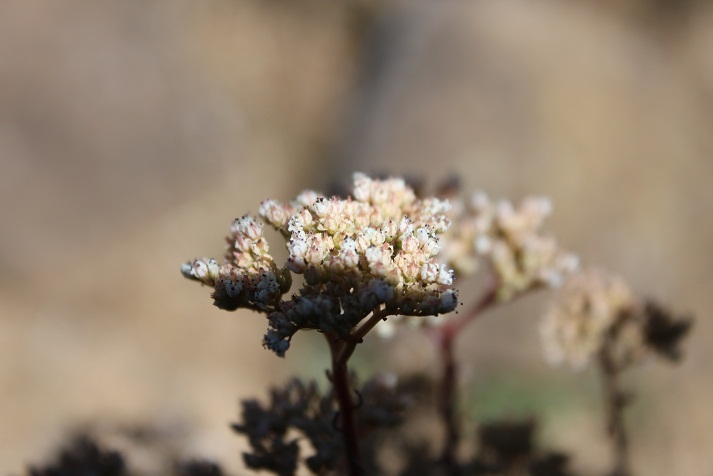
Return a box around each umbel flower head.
[439,191,579,301]
[539,268,693,370]
[182,173,458,356]
[539,269,643,370]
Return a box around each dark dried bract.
[470,419,577,476]
[176,460,225,476]
[27,436,126,476]
[232,378,340,475]
[529,452,574,476]
[478,419,535,465]
[642,299,693,362]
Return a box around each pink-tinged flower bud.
[423,236,441,256]
[181,258,221,285]
[394,253,420,282]
[398,216,414,236]
[365,244,391,271]
[294,190,321,208]
[259,199,290,229]
[287,237,309,273]
[400,235,420,254]
[232,215,263,241]
[416,226,431,244]
[381,220,398,241]
[420,262,439,284]
[311,197,330,218]
[352,172,372,202]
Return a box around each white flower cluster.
[539,269,646,369]
[183,173,459,355]
[182,215,290,312]
[259,173,457,316]
[439,192,579,301]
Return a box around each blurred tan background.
[1,0,711,474]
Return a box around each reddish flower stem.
[436,323,460,474]
[326,333,362,476]
[430,283,499,475]
[337,307,391,368]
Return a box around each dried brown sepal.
[642,299,693,362]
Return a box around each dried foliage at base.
[393,419,576,476]
[232,374,422,475]
[25,435,229,476]
[232,378,335,474]
[231,374,577,476]
[474,420,575,476]
[27,436,127,476]
[176,460,226,476]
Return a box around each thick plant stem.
[326,334,362,476]
[432,285,499,475]
[325,307,391,476]
[598,345,632,476]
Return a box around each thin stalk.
[437,322,459,474]
[337,307,391,367]
[598,343,632,476]
[431,284,499,475]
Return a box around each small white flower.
[259,200,290,228]
[294,190,322,208]
[436,265,454,285]
[287,236,309,272]
[398,216,414,236]
[352,172,372,202]
[400,235,420,254]
[182,258,221,285]
[232,215,263,241]
[420,262,440,284]
[416,226,431,244]
[311,197,331,218]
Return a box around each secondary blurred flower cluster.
[375,180,581,337]
[540,268,692,370]
[182,173,458,356]
[439,191,579,301]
